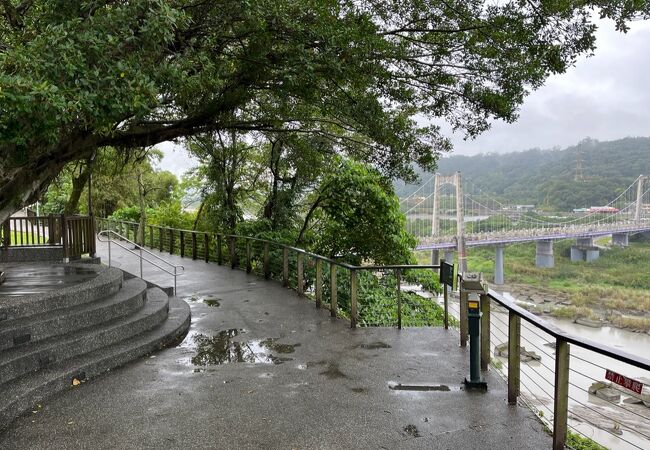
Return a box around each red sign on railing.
[605,369,644,395]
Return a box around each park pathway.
[0,239,551,449]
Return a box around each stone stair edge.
[0,288,170,386]
[0,278,149,352]
[0,266,124,322]
[0,296,191,430]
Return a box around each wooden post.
[89,216,96,257]
[396,269,402,329]
[460,290,468,347]
[48,214,55,244]
[553,339,570,450]
[192,232,197,260]
[315,259,322,308]
[480,293,491,371]
[443,283,449,330]
[229,236,237,269]
[263,242,270,279]
[350,269,358,329]
[204,233,210,262]
[282,248,289,287]
[158,227,163,252]
[149,226,154,248]
[508,312,521,405]
[217,234,223,265]
[246,241,252,273]
[180,231,185,257]
[60,215,69,261]
[297,252,304,294]
[330,264,337,317]
[169,228,174,254]
[2,220,10,247]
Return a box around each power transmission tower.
[575,149,585,181]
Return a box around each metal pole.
[396,268,402,329]
[480,293,490,371]
[139,247,143,278]
[315,259,322,308]
[350,268,358,329]
[108,237,112,267]
[330,264,337,318]
[174,266,177,296]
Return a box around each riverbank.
[491,282,650,333]
[419,237,650,332]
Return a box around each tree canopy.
[2,0,648,222]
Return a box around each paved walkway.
[0,240,551,449]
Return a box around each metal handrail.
[97,230,184,294]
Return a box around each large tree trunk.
[0,136,96,224]
[64,165,91,216]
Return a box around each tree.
[2,1,648,222]
[299,158,416,265]
[187,130,264,233]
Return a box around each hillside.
[395,137,650,211]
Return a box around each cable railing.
[96,219,650,449]
[97,229,184,295]
[447,280,650,450]
[96,218,443,328]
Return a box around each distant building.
[588,206,619,213]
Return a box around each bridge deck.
[0,240,551,449]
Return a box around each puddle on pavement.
[403,424,421,438]
[184,295,221,307]
[188,329,298,366]
[319,362,349,379]
[356,341,391,350]
[203,298,221,307]
[389,382,457,392]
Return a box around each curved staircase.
[0,264,190,429]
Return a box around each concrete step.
[0,288,169,386]
[0,266,123,322]
[0,278,148,352]
[0,295,190,430]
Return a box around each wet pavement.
[0,263,99,297]
[0,240,552,449]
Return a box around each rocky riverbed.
[491,283,650,334]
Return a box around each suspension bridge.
[400,173,650,280]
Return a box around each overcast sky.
[157,18,650,176]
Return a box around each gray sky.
[446,18,650,156]
[157,18,650,176]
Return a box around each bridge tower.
[635,175,646,225]
[430,171,467,273]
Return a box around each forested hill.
[395,137,650,211]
